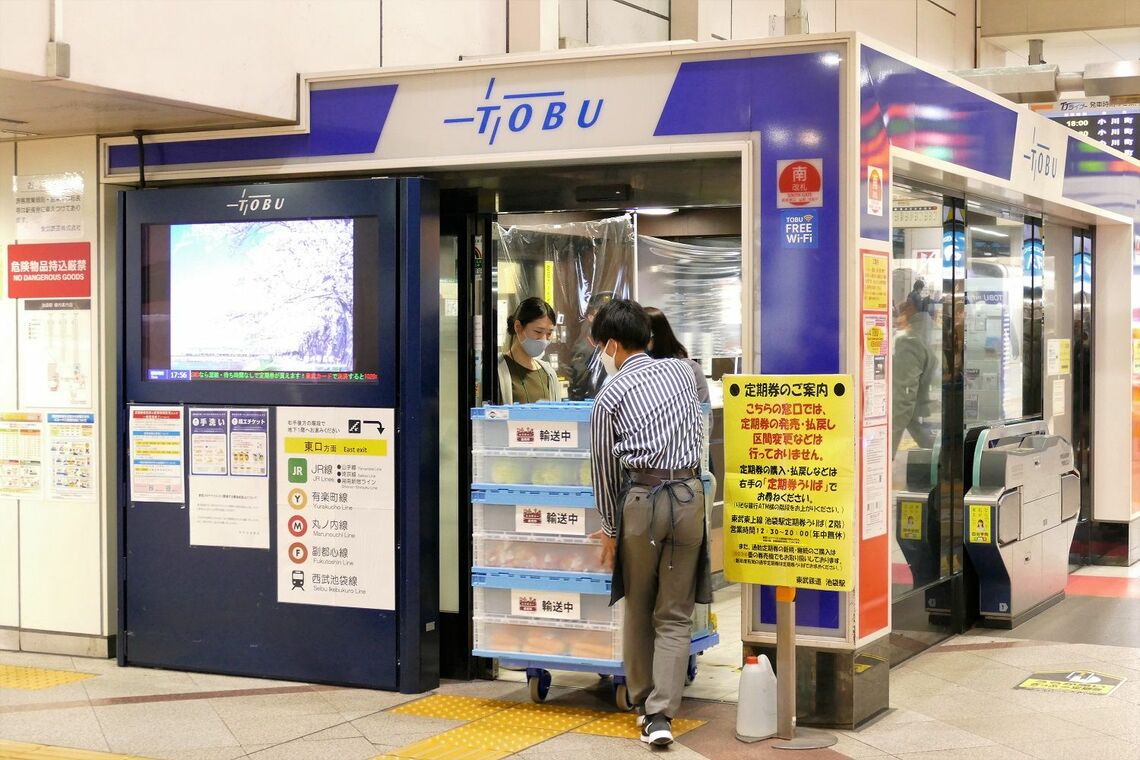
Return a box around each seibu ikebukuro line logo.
[443,77,603,146]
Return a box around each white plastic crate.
[473,585,621,626]
[473,532,607,574]
[474,616,622,661]
[471,403,593,453]
[472,450,592,487]
[474,501,603,537]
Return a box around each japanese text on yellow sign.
[862,253,888,312]
[722,375,855,591]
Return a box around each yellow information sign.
[899,500,923,541]
[1016,670,1124,696]
[862,253,888,312]
[722,374,855,591]
[544,261,555,305]
[968,504,991,544]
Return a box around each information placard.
[188,407,269,549]
[723,375,855,591]
[276,407,396,610]
[0,412,44,497]
[129,406,185,503]
[46,412,95,499]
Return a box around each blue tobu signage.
[781,209,819,249]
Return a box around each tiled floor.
[3,573,1140,759]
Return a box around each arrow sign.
[363,419,385,435]
[108,84,398,170]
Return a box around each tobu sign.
[776,159,823,208]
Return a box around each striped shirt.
[590,352,703,537]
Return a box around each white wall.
[383,0,506,65]
[0,142,17,636]
[1,0,383,121]
[728,0,976,70]
[0,137,108,649]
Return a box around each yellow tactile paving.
[0,665,97,691]
[573,712,705,739]
[0,739,145,760]
[381,690,706,760]
[389,694,511,721]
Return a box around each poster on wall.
[862,314,888,423]
[129,406,185,503]
[17,299,92,409]
[0,412,44,498]
[13,173,85,240]
[861,426,888,539]
[6,243,91,299]
[722,376,855,591]
[188,408,269,549]
[46,412,95,500]
[276,407,396,610]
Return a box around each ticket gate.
[894,447,942,588]
[963,422,1079,627]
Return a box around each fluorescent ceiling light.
[969,227,1009,239]
[632,207,678,216]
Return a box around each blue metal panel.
[397,178,441,693]
[119,178,439,691]
[122,179,399,408]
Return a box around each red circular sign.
[288,542,308,564]
[778,161,822,207]
[288,515,308,537]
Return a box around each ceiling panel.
[0,74,283,140]
[987,28,1140,72]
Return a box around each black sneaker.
[640,713,673,746]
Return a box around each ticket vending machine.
[963,422,1079,627]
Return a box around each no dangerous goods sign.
[1016,670,1125,696]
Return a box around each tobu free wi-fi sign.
[777,159,823,208]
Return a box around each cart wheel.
[528,670,551,703]
[685,654,699,686]
[615,682,634,712]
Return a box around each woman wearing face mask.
[495,296,563,405]
[644,307,710,405]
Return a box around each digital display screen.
[142,217,381,383]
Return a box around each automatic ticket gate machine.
[894,447,942,586]
[963,422,1080,627]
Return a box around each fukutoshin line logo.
[443,77,604,146]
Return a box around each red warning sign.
[7,242,91,298]
[777,159,823,208]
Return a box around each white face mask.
[599,340,618,376]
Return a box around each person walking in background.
[645,306,710,405]
[892,281,937,456]
[495,297,563,405]
[588,299,710,747]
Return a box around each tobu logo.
[226,188,285,215]
[443,76,604,146]
[1022,127,1059,181]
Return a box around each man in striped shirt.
[588,299,711,746]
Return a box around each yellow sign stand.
[723,374,856,749]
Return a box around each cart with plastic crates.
[470,400,719,709]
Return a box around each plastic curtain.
[494,214,634,399]
[636,234,743,360]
